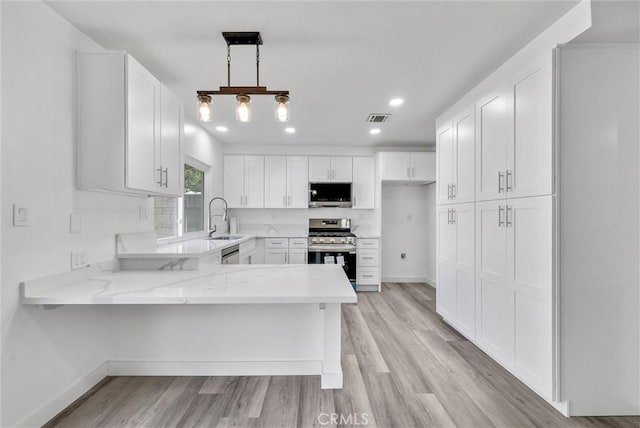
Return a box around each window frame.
[156,156,211,244]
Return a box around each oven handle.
[308,246,356,253]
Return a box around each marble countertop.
[22,264,357,305]
[117,235,257,259]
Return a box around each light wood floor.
[46,283,639,428]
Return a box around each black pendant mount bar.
[197,88,289,96]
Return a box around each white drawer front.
[357,249,379,267]
[265,238,289,249]
[288,238,308,249]
[357,239,379,249]
[357,268,379,285]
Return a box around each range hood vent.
[366,113,391,123]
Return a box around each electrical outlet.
[71,251,88,270]
[12,204,29,227]
[401,253,407,260]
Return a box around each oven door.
[308,248,357,289]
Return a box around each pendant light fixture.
[196,32,290,123]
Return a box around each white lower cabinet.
[239,239,256,265]
[265,249,288,264]
[288,249,307,264]
[263,238,308,265]
[356,238,381,291]
[475,196,553,398]
[436,202,475,339]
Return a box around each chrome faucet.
[208,197,228,238]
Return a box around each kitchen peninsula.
[21,262,356,389]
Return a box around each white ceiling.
[47,0,579,147]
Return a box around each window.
[154,162,208,239]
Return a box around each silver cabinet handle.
[498,205,505,227]
[506,205,513,227]
[506,170,513,192]
[157,166,163,186]
[407,167,411,178]
[447,209,452,224]
[285,251,288,263]
[163,168,169,188]
[288,195,291,205]
[498,171,505,193]
[451,183,456,199]
[283,195,286,206]
[412,167,416,178]
[327,169,331,180]
[363,274,374,278]
[353,196,357,207]
[362,256,375,260]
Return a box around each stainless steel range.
[308,218,357,288]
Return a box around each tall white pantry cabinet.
[436,44,640,416]
[437,52,555,405]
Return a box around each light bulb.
[197,95,212,122]
[275,94,290,122]
[236,95,251,122]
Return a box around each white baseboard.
[106,360,322,377]
[382,275,428,283]
[320,371,343,389]
[16,362,108,428]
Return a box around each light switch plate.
[70,213,82,233]
[12,204,29,227]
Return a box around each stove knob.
[330,238,335,243]
[341,238,346,243]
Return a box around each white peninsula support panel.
[22,264,356,390]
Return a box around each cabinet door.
[331,157,353,182]
[475,200,513,361]
[224,156,244,208]
[453,106,475,203]
[126,55,160,193]
[287,156,309,208]
[509,56,553,199]
[265,249,288,264]
[454,202,476,339]
[352,157,375,209]
[243,156,264,208]
[436,205,456,321]
[508,195,553,397]
[476,86,512,201]
[436,123,454,204]
[380,153,410,181]
[264,156,287,208]
[308,156,332,182]
[288,249,307,264]
[411,152,435,181]
[158,87,183,196]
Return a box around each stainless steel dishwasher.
[221,244,240,265]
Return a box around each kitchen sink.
[208,235,243,240]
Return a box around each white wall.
[381,183,435,283]
[0,3,222,426]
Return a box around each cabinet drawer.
[357,268,379,285]
[265,238,289,249]
[357,239,379,249]
[288,238,308,249]
[357,249,379,267]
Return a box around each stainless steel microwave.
[309,182,352,208]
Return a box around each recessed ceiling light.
[369,128,381,135]
[389,98,404,107]
[285,127,296,134]
[216,126,228,132]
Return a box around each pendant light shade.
[236,95,252,122]
[197,95,212,122]
[275,94,290,122]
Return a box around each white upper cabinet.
[158,86,184,196]
[352,157,375,210]
[309,156,352,182]
[264,156,288,208]
[436,122,454,204]
[224,155,264,208]
[379,152,435,182]
[77,51,184,197]
[476,85,512,202]
[264,156,308,208]
[287,156,309,208]
[476,55,553,202]
[453,106,476,203]
[509,56,553,199]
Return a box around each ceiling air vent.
[366,113,391,123]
